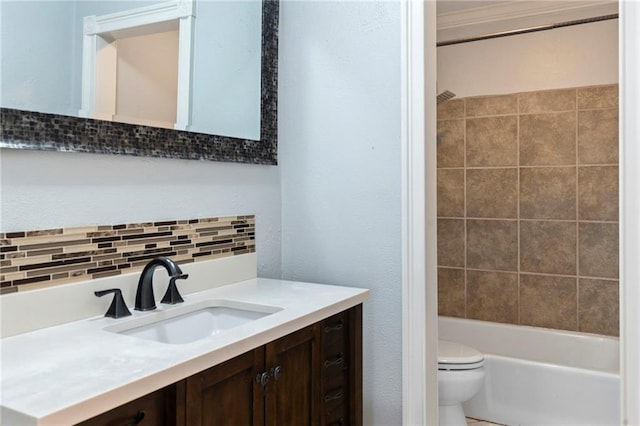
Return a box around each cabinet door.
[265,324,320,426]
[185,348,265,426]
[75,385,177,426]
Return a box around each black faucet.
[135,257,189,311]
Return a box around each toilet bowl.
[438,340,485,426]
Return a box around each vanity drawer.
[321,311,349,350]
[319,304,362,426]
[75,385,177,426]
[322,386,349,426]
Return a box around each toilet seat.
[438,340,484,371]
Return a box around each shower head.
[437,90,456,104]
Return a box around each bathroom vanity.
[0,255,368,426]
[77,306,361,426]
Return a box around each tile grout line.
[575,88,581,333]
[442,105,616,122]
[516,93,522,326]
[437,216,618,224]
[438,163,619,171]
[463,98,468,320]
[436,265,618,282]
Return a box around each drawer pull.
[125,410,145,426]
[324,321,344,333]
[324,353,345,368]
[324,389,344,403]
[328,419,344,426]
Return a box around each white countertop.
[0,278,369,425]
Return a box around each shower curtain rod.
[437,13,618,47]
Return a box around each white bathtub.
[439,316,620,426]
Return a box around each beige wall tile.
[520,221,576,275]
[579,222,619,278]
[579,278,619,336]
[467,116,518,166]
[520,167,576,220]
[467,270,518,324]
[467,220,517,271]
[434,85,619,335]
[437,120,465,168]
[578,166,619,221]
[438,267,465,317]
[520,112,576,166]
[438,98,465,120]
[438,219,465,267]
[519,89,576,113]
[467,168,517,218]
[438,169,465,217]
[520,274,577,330]
[577,85,618,109]
[466,94,518,117]
[578,109,618,164]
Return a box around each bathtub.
[439,316,620,426]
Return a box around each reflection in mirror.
[1,0,262,141]
[0,0,278,165]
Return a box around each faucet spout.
[135,257,187,311]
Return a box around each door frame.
[401,1,438,425]
[619,1,640,424]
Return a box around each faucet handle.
[95,288,132,318]
[160,273,189,305]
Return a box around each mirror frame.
[0,0,278,165]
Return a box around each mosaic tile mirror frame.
[0,1,279,166]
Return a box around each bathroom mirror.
[0,0,278,165]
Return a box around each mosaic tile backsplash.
[437,84,619,336]
[0,215,255,295]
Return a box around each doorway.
[401,1,640,424]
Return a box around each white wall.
[0,149,282,279]
[278,1,402,425]
[0,1,75,116]
[438,19,618,97]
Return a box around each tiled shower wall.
[437,85,619,336]
[0,215,255,295]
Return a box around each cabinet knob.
[270,365,282,380]
[256,372,270,387]
[124,410,145,425]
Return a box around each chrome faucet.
[135,257,189,311]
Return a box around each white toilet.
[438,340,486,426]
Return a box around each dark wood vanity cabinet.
[77,305,362,426]
[319,307,363,426]
[76,385,178,426]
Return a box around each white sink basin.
[105,300,281,344]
